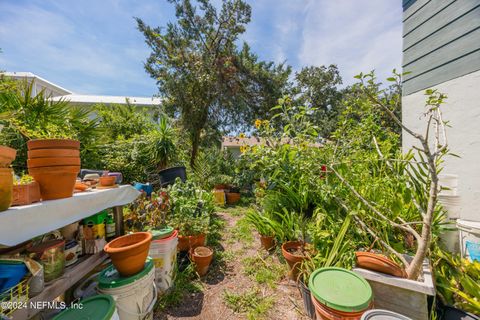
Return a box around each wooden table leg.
[113,205,124,236]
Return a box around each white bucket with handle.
[149,230,178,293]
[98,258,157,320]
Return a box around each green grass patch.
[155,264,203,311]
[242,254,286,288]
[223,288,274,320]
[230,217,254,245]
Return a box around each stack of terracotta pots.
[27,139,81,200]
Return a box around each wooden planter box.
[12,181,41,206]
[353,260,435,320]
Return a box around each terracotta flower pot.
[190,246,213,276]
[0,146,16,168]
[28,166,80,200]
[355,251,407,278]
[282,241,308,280]
[214,184,229,190]
[27,139,80,150]
[0,168,13,211]
[27,157,81,168]
[12,181,41,206]
[311,292,372,320]
[104,232,152,277]
[177,234,206,251]
[260,235,275,251]
[226,192,240,205]
[99,176,116,187]
[28,149,80,159]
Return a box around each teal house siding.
[402,0,480,95]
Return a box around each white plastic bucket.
[439,174,458,196]
[149,230,178,292]
[98,260,157,320]
[457,219,480,262]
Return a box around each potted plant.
[166,180,214,251]
[226,185,241,205]
[245,209,278,251]
[275,210,315,280]
[213,174,233,191]
[12,174,41,206]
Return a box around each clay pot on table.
[282,241,309,280]
[0,146,17,168]
[0,168,14,211]
[27,139,80,150]
[190,246,213,276]
[104,232,152,277]
[177,234,206,252]
[12,181,41,206]
[27,157,81,168]
[99,176,116,187]
[355,251,407,278]
[28,166,80,200]
[260,235,276,251]
[28,149,80,159]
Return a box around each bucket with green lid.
[309,267,373,320]
[98,258,157,320]
[53,294,119,320]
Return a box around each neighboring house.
[401,0,480,221]
[2,71,161,107]
[222,136,322,158]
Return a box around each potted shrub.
[226,185,241,205]
[166,180,214,251]
[213,174,233,191]
[12,174,41,206]
[245,210,278,251]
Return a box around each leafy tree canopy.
[136,0,290,166]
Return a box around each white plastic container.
[457,219,480,262]
[149,230,178,292]
[98,258,157,320]
[439,174,458,196]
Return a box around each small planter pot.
[260,235,275,251]
[28,166,80,200]
[190,246,213,277]
[226,192,240,205]
[0,168,13,211]
[99,176,116,187]
[0,146,16,167]
[282,241,308,280]
[27,139,80,150]
[298,280,316,319]
[27,149,80,159]
[104,232,152,277]
[27,157,81,168]
[355,251,407,278]
[177,234,206,252]
[12,181,41,206]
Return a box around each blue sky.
[0,0,402,97]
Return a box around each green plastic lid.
[53,295,115,320]
[309,267,372,312]
[151,226,174,240]
[98,257,153,289]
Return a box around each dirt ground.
[155,209,310,320]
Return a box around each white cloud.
[298,0,402,84]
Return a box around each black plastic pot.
[440,306,480,320]
[158,166,187,187]
[298,280,316,319]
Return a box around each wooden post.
[113,205,124,236]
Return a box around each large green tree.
[136,0,290,166]
[292,65,344,138]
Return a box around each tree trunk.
[190,129,201,168]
